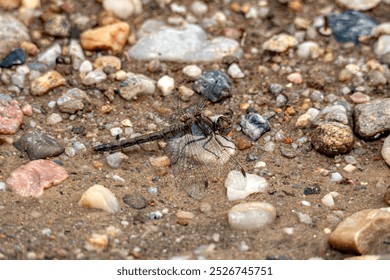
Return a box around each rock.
[44,14,71,37]
[287,72,303,84]
[0,48,26,68]
[37,43,61,67]
[0,181,7,191]
[81,69,107,86]
[235,137,252,150]
[80,22,130,53]
[85,233,109,252]
[102,0,142,19]
[123,192,147,209]
[343,164,357,173]
[331,172,343,182]
[118,73,156,100]
[157,75,175,96]
[46,113,62,125]
[13,130,64,160]
[57,88,90,114]
[295,108,320,128]
[321,192,339,207]
[354,98,390,139]
[311,122,354,156]
[374,35,390,57]
[262,34,298,52]
[149,210,163,220]
[94,56,121,71]
[78,184,120,213]
[292,210,313,225]
[226,173,268,201]
[384,187,390,206]
[191,1,208,16]
[30,70,66,96]
[329,208,390,254]
[371,23,390,37]
[106,152,127,169]
[335,0,381,11]
[182,65,202,79]
[6,160,68,197]
[312,104,350,126]
[0,14,30,58]
[192,70,232,102]
[128,20,240,62]
[382,135,390,167]
[239,113,270,141]
[296,41,323,59]
[327,11,378,43]
[228,63,245,78]
[21,104,33,116]
[149,155,170,167]
[0,99,23,135]
[350,92,370,104]
[228,202,276,230]
[110,127,122,136]
[0,0,20,9]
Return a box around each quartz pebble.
[350,92,370,104]
[82,69,107,86]
[331,172,343,182]
[47,113,62,125]
[228,202,276,230]
[6,160,68,197]
[0,14,30,58]
[30,71,66,96]
[102,0,142,19]
[57,88,90,114]
[157,75,175,96]
[191,1,208,16]
[118,73,156,100]
[295,108,320,128]
[78,184,120,214]
[287,73,303,84]
[343,164,357,173]
[0,99,23,135]
[382,135,390,167]
[37,43,61,67]
[226,173,268,201]
[292,210,313,225]
[335,0,381,11]
[374,35,390,57]
[80,22,130,53]
[182,65,202,79]
[239,113,270,141]
[85,233,109,252]
[149,155,170,167]
[262,34,298,52]
[329,208,390,254]
[296,41,323,59]
[321,192,339,207]
[106,152,128,169]
[227,63,245,78]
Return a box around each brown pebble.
[235,137,252,150]
[384,186,390,206]
[20,41,39,56]
[285,106,296,116]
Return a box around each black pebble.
[0,48,26,68]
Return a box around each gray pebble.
[57,88,90,114]
[118,73,156,100]
[192,70,232,102]
[268,83,283,95]
[123,192,147,209]
[381,135,390,167]
[44,15,71,37]
[239,113,270,141]
[37,43,61,67]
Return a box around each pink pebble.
[287,72,303,84]
[21,104,33,116]
[0,99,24,135]
[350,92,370,104]
[6,160,68,197]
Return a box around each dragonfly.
[93,86,247,200]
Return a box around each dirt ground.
[0,0,390,260]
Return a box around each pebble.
[331,172,343,182]
[103,0,142,19]
[30,70,66,96]
[79,184,120,214]
[57,88,90,114]
[226,173,268,201]
[192,70,232,102]
[6,160,68,197]
[0,182,6,191]
[262,34,298,52]
[110,127,123,137]
[149,155,170,167]
[21,104,33,116]
[112,174,125,183]
[327,10,378,43]
[227,63,245,78]
[128,20,239,62]
[157,75,175,96]
[191,1,208,16]
[262,141,276,152]
[0,48,26,68]
[0,14,30,58]
[79,60,93,73]
[384,187,390,206]
[37,43,61,67]
[85,233,109,252]
[296,41,323,59]
[374,35,390,57]
[69,40,86,70]
[287,73,303,84]
[13,130,64,160]
[123,192,147,209]
[182,65,202,79]
[239,113,270,141]
[295,108,320,128]
[46,113,63,125]
[312,104,350,126]
[118,73,156,100]
[354,98,390,139]
[321,192,339,207]
[292,210,313,225]
[335,0,381,11]
[329,208,390,254]
[228,202,276,230]
[149,210,163,220]
[275,94,287,108]
[350,92,370,104]
[82,69,107,86]
[371,22,390,37]
[382,135,390,167]
[94,56,121,71]
[44,14,71,37]
[0,99,23,135]
[65,141,86,157]
[343,164,357,173]
[80,22,130,53]
[106,152,128,169]
[235,137,252,150]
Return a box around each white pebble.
[282,227,295,235]
[149,210,163,219]
[321,194,335,207]
[228,63,245,78]
[292,210,312,225]
[331,172,342,182]
[254,161,267,168]
[157,75,175,96]
[103,0,142,19]
[79,60,93,73]
[78,184,120,213]
[228,202,276,230]
[110,127,123,136]
[240,241,249,251]
[47,113,63,124]
[106,152,128,169]
[226,173,269,201]
[343,164,357,173]
[0,182,6,191]
[112,174,125,183]
[41,228,52,236]
[301,200,311,206]
[47,100,56,108]
[190,1,208,16]
[182,65,202,79]
[170,3,186,14]
[82,70,107,86]
[262,142,276,152]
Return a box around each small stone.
[0,48,26,68]
[335,0,381,11]
[312,104,350,126]
[369,70,387,86]
[384,187,390,206]
[226,173,268,201]
[106,152,128,169]
[13,130,64,160]
[37,43,61,67]
[239,113,270,141]
[235,137,252,150]
[79,60,93,73]
[310,122,354,157]
[375,35,390,57]
[85,233,109,252]
[123,192,147,209]
[295,108,320,128]
[82,69,107,86]
[102,0,142,19]
[292,210,313,225]
[30,71,66,96]
[268,83,283,95]
[149,211,163,220]
[350,92,370,104]
[46,113,62,125]
[110,127,123,136]
[182,65,202,79]
[228,202,276,230]
[343,164,357,173]
[275,94,287,108]
[382,135,390,167]
[262,34,298,52]
[0,99,23,135]
[149,155,170,167]
[176,210,195,223]
[57,88,90,114]
[21,104,33,116]
[262,141,276,152]
[354,98,390,139]
[331,172,343,182]
[329,208,390,254]
[118,73,156,100]
[287,72,303,84]
[44,15,71,37]
[20,41,39,56]
[227,63,245,78]
[80,22,130,53]
[79,184,120,213]
[178,85,195,102]
[0,182,6,191]
[0,14,30,59]
[296,41,323,59]
[191,1,208,16]
[321,193,335,207]
[6,160,68,197]
[192,70,232,102]
[94,56,121,71]
[157,75,175,96]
